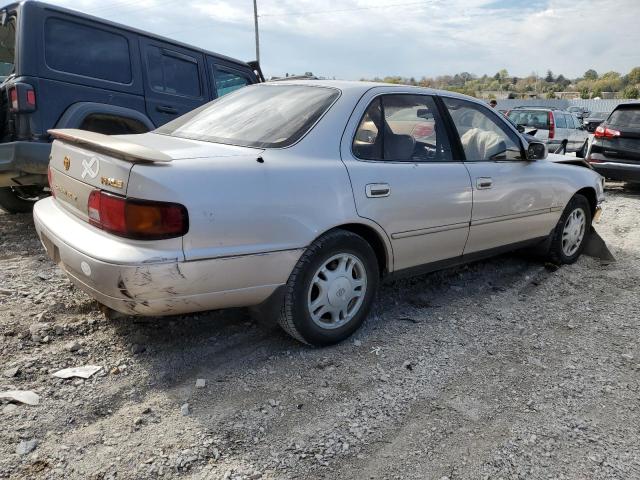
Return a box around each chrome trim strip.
[471,208,552,227]
[550,205,564,212]
[591,161,640,169]
[392,222,469,239]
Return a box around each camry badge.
[81,156,99,179]
[63,156,71,171]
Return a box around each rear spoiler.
[48,129,172,163]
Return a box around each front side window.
[156,84,339,148]
[353,94,452,162]
[147,46,201,97]
[45,18,132,84]
[215,67,249,97]
[444,97,523,161]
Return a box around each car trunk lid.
[47,129,263,222]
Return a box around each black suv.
[587,103,640,184]
[0,1,261,213]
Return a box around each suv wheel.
[554,141,568,155]
[576,139,589,158]
[0,186,48,214]
[278,230,379,346]
[547,194,591,264]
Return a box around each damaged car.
[34,81,605,345]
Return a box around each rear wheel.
[0,186,48,214]
[278,230,379,346]
[554,140,568,155]
[547,194,591,264]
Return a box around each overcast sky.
[48,0,640,80]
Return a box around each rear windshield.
[507,110,549,129]
[0,14,16,78]
[608,107,640,128]
[590,112,608,119]
[156,84,340,148]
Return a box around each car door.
[139,38,209,126]
[340,91,473,272]
[440,96,558,255]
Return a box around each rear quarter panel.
[128,151,368,262]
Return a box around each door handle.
[366,183,390,198]
[476,177,493,189]
[156,105,178,114]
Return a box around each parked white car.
[34,81,604,345]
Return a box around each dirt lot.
[1,183,639,480]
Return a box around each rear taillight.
[548,111,555,139]
[87,190,188,240]
[8,83,37,113]
[594,125,621,139]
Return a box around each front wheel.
[547,194,591,264]
[0,186,48,214]
[278,230,379,346]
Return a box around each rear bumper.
[0,141,51,187]
[33,197,303,316]
[589,161,640,183]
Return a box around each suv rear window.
[608,106,640,128]
[0,14,16,78]
[507,110,549,129]
[44,18,132,84]
[156,84,340,148]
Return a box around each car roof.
[6,1,252,69]
[259,79,488,104]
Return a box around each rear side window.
[215,68,250,97]
[507,110,549,129]
[352,94,452,162]
[44,18,131,84]
[555,114,566,128]
[147,46,201,97]
[608,107,640,128]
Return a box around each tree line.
[363,67,640,99]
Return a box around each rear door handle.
[476,177,493,189]
[366,183,390,198]
[157,105,178,114]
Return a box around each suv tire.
[278,230,379,346]
[576,139,589,158]
[0,186,47,214]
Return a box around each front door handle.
[157,105,178,115]
[476,177,493,189]
[366,183,390,198]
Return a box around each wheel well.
[79,114,149,135]
[330,224,389,276]
[576,187,597,218]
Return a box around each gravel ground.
[1,183,639,480]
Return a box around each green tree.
[626,67,640,85]
[546,91,557,99]
[545,70,554,83]
[580,87,590,99]
[623,86,640,99]
[584,69,598,80]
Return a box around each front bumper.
[589,161,640,183]
[33,197,303,316]
[0,141,51,187]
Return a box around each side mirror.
[516,124,525,133]
[416,108,430,119]
[527,141,547,160]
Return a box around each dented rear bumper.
[33,197,302,316]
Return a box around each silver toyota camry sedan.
[34,81,604,345]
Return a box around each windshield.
[507,110,549,129]
[156,84,340,148]
[0,13,15,78]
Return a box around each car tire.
[547,194,592,265]
[0,186,47,214]
[576,139,588,158]
[554,141,568,155]
[278,229,379,346]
